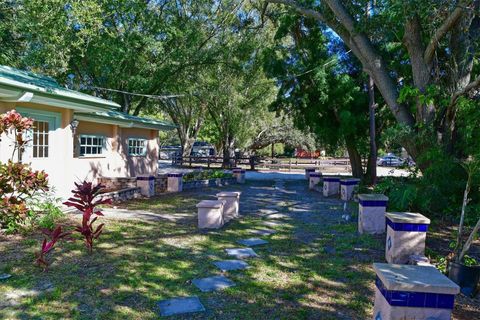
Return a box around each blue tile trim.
[340,180,359,186]
[324,177,340,182]
[310,173,322,177]
[359,200,388,207]
[137,176,155,181]
[386,218,429,232]
[167,173,183,177]
[375,276,455,309]
[305,168,316,172]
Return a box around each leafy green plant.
[0,111,49,233]
[182,170,233,182]
[452,158,480,265]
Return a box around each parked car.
[377,155,405,167]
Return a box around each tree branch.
[424,1,473,64]
[450,74,480,106]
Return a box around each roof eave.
[75,113,176,131]
[0,81,120,112]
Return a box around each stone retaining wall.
[101,187,142,202]
[98,177,137,191]
[156,174,168,194]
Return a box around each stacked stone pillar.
[358,194,388,234]
[340,178,360,201]
[385,212,431,264]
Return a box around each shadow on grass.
[1,179,382,319]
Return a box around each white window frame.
[16,107,60,161]
[79,134,106,157]
[128,138,147,156]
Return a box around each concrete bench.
[373,263,459,320]
[197,200,225,229]
[340,178,360,201]
[358,194,389,234]
[216,191,241,222]
[323,176,340,197]
[385,212,431,264]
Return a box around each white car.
[377,155,405,167]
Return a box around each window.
[79,135,105,156]
[32,120,49,158]
[128,138,147,156]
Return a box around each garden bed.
[183,177,237,190]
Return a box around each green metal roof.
[75,110,176,131]
[0,65,120,111]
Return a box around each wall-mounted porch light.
[70,119,80,134]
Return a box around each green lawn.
[1,181,475,319]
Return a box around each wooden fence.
[172,155,357,171]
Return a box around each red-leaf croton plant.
[63,182,112,252]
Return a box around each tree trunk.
[366,76,377,185]
[345,137,363,178]
[222,134,235,168]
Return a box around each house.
[0,66,175,198]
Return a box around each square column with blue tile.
[358,194,389,234]
[136,175,155,197]
[385,212,431,264]
[309,172,323,190]
[373,263,459,320]
[232,168,245,184]
[305,167,316,180]
[167,173,183,192]
[323,176,340,197]
[340,178,360,201]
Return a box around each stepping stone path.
[157,296,205,316]
[213,260,250,271]
[225,247,259,259]
[249,229,276,236]
[158,179,287,317]
[237,238,269,246]
[192,275,236,292]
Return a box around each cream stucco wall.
[0,101,159,199]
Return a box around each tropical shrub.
[63,181,112,252]
[35,225,71,271]
[0,111,49,233]
[182,169,233,182]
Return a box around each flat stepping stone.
[237,238,269,246]
[0,274,12,280]
[262,221,283,228]
[192,275,236,292]
[225,248,259,259]
[259,209,278,214]
[157,296,205,317]
[249,229,276,236]
[267,213,290,220]
[213,260,249,271]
